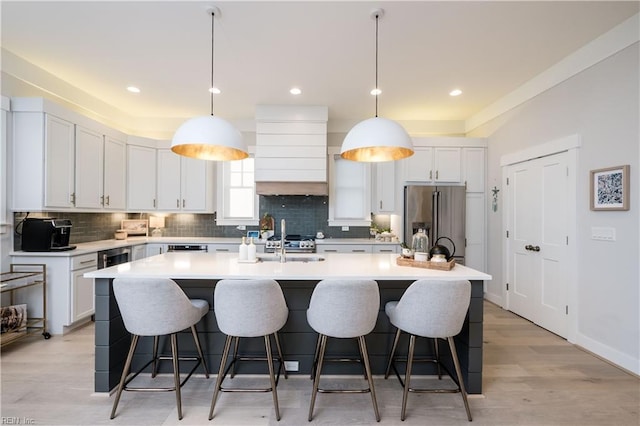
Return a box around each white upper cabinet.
[328,147,371,227]
[102,136,127,210]
[11,98,127,212]
[44,115,76,209]
[156,148,213,212]
[12,110,75,211]
[462,147,486,193]
[74,125,104,209]
[402,146,461,183]
[372,161,396,214]
[75,126,127,210]
[127,143,157,211]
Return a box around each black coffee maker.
[21,218,76,252]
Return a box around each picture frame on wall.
[590,165,630,211]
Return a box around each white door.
[506,152,568,337]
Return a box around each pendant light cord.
[210,11,215,117]
[374,13,379,118]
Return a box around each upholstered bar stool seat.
[306,279,381,422]
[110,277,210,420]
[209,279,289,421]
[384,279,472,421]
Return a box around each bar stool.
[209,279,288,421]
[110,277,210,420]
[384,279,472,421]
[306,279,381,422]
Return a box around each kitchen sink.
[257,255,325,263]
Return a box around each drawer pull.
[80,259,96,265]
[216,249,229,252]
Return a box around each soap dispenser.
[247,237,257,262]
[239,236,248,261]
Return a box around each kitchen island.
[86,252,491,394]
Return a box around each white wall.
[469,43,639,373]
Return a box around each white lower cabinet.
[9,252,98,334]
[131,245,146,261]
[146,244,167,257]
[317,244,373,254]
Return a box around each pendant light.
[340,9,413,162]
[171,7,248,161]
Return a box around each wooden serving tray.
[396,256,456,271]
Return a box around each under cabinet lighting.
[449,89,462,96]
[127,86,140,93]
[290,87,302,95]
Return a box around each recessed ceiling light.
[370,88,382,96]
[449,89,462,97]
[127,86,140,93]
[209,87,221,94]
[290,87,302,95]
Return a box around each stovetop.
[265,235,316,252]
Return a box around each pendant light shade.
[340,117,413,162]
[340,9,413,162]
[171,7,248,161]
[171,116,246,161]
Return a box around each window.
[216,153,259,226]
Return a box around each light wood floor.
[1,301,638,425]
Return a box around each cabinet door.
[131,245,146,261]
[157,149,182,211]
[465,193,485,271]
[127,145,157,211]
[433,147,461,182]
[71,267,95,323]
[44,115,75,208]
[403,147,432,182]
[463,148,485,193]
[373,161,396,213]
[103,136,127,210]
[328,149,371,226]
[181,156,207,211]
[146,244,166,257]
[75,125,104,209]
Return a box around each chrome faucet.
[280,218,286,262]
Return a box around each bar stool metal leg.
[358,335,380,422]
[110,335,139,419]
[273,332,288,379]
[384,328,402,379]
[401,334,416,421]
[308,334,328,421]
[170,333,183,420]
[151,336,159,378]
[190,325,209,378]
[449,337,472,421]
[265,335,281,421]
[310,334,322,379]
[209,335,233,420]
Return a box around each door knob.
[532,245,540,252]
[525,244,533,251]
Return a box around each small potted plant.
[259,213,274,239]
[401,242,413,258]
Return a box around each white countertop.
[85,252,491,281]
[10,237,397,257]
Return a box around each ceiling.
[2,1,638,135]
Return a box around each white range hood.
[255,105,328,196]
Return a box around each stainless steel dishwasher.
[166,244,208,252]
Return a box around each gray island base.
[88,252,490,394]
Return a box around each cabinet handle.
[379,200,383,209]
[182,199,185,208]
[429,170,433,180]
[70,192,76,205]
[216,249,229,252]
[153,199,157,208]
[106,195,110,206]
[378,249,393,253]
[352,249,366,253]
[436,170,439,180]
[80,259,95,265]
[100,195,104,206]
[324,249,338,253]
[177,199,180,208]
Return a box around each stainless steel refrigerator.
[404,185,466,264]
